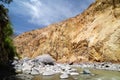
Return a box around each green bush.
[0,4,17,64]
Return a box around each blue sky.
[7,0,94,34]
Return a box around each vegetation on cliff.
[0,0,17,79]
[0,0,16,64]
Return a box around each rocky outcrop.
[14,0,120,63]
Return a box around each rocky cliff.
[14,0,120,63]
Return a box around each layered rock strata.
[14,0,120,63]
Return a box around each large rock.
[35,54,55,65]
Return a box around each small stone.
[22,62,33,74]
[69,68,77,72]
[15,69,22,73]
[14,65,22,70]
[60,73,69,79]
[91,73,95,76]
[43,70,55,76]
[70,72,79,76]
[23,70,31,74]
[12,60,18,65]
[74,78,78,80]
[31,69,39,75]
[83,69,91,74]
[14,56,19,60]
[22,57,30,62]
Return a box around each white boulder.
[42,70,56,76]
[35,54,55,65]
[60,73,69,79]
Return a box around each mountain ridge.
[14,0,120,63]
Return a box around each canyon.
[14,0,120,63]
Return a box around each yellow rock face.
[14,0,120,63]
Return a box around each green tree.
[0,0,16,64]
[0,1,17,79]
[0,0,13,4]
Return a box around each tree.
[0,0,16,64]
[0,0,13,4]
[0,1,17,79]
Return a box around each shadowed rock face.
[14,0,120,63]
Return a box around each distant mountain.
[14,0,120,63]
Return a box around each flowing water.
[32,68,120,80]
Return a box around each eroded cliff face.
[14,0,120,63]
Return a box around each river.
[31,68,120,80]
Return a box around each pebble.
[70,72,79,76]
[83,69,91,74]
[23,70,31,74]
[69,68,77,72]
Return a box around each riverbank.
[10,54,120,80]
[73,62,120,71]
[10,63,120,80]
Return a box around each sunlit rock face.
[14,0,120,63]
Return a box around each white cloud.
[10,0,94,26]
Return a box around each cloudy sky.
[7,0,94,34]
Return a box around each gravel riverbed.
[10,54,120,80]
